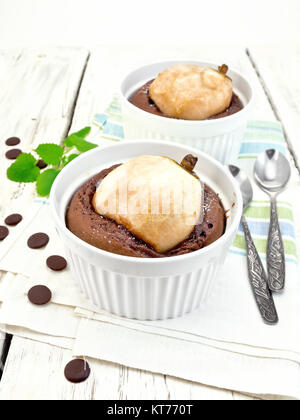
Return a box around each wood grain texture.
[0,337,260,400]
[248,45,300,263]
[0,46,89,390]
[0,44,299,400]
[248,45,300,169]
[0,47,89,216]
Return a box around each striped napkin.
[233,121,296,264]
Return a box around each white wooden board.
[0,337,259,400]
[248,45,300,169]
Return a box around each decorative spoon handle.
[267,197,285,292]
[241,215,278,324]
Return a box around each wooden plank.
[0,47,89,215]
[0,337,93,400]
[248,45,300,262]
[247,45,300,170]
[0,337,260,400]
[0,47,89,384]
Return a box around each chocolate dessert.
[66,159,226,258]
[130,79,243,120]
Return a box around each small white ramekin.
[120,60,254,165]
[51,141,242,321]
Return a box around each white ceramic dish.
[51,140,243,320]
[120,60,254,165]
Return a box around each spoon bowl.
[228,165,253,209]
[254,149,291,194]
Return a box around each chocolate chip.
[5,213,23,226]
[46,255,67,271]
[5,137,20,146]
[5,149,22,160]
[36,159,48,169]
[64,359,91,383]
[27,232,49,249]
[28,285,52,305]
[208,223,213,229]
[0,226,9,241]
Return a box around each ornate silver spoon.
[229,165,278,325]
[254,150,291,292]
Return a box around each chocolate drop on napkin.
[46,255,67,271]
[28,285,52,305]
[0,226,9,241]
[27,233,49,249]
[5,214,23,226]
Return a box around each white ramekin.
[120,60,254,165]
[50,140,242,321]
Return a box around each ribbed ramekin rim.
[119,59,254,126]
[50,140,243,265]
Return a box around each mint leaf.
[35,144,64,166]
[61,153,79,167]
[62,153,80,167]
[73,126,91,138]
[67,153,79,162]
[7,153,40,183]
[64,135,97,152]
[64,126,91,148]
[36,169,60,197]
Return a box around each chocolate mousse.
[130,64,243,120]
[130,79,243,120]
[66,160,226,258]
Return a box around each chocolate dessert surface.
[66,165,226,258]
[130,79,243,120]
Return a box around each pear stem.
[218,64,229,75]
[180,154,198,172]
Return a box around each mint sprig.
[7,126,96,196]
[35,144,64,166]
[64,135,97,152]
[7,153,40,183]
[64,127,97,152]
[36,169,60,197]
